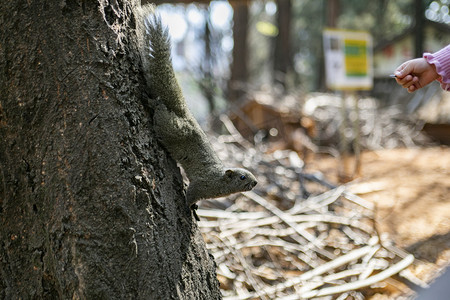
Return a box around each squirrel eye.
[240,175,246,180]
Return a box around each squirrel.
[134,5,257,207]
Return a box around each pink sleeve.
[423,44,450,91]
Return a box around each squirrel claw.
[190,204,200,221]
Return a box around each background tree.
[0,1,221,298]
[228,0,250,103]
[414,0,426,57]
[273,0,293,91]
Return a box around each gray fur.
[135,5,257,206]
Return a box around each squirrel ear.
[225,169,234,177]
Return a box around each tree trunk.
[326,0,340,28]
[318,0,340,91]
[0,1,221,299]
[414,0,425,58]
[228,0,249,103]
[273,0,292,90]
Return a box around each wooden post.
[338,92,362,181]
[338,92,351,182]
[352,93,361,177]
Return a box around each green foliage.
[338,0,413,41]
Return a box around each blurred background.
[148,0,449,124]
[148,0,450,155]
[145,1,450,299]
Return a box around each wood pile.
[198,116,416,299]
[228,92,317,154]
[302,94,430,150]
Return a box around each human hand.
[394,58,440,93]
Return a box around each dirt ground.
[307,146,450,298]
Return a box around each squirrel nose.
[252,180,257,187]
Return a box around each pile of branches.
[198,116,415,299]
[303,94,430,150]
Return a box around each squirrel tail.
[135,5,187,115]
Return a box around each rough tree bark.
[0,1,221,299]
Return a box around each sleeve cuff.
[423,45,450,85]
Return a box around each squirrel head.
[224,168,257,193]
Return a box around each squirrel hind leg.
[153,104,182,137]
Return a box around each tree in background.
[0,1,221,298]
[273,0,293,91]
[415,0,426,57]
[228,0,250,103]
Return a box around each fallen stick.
[290,186,345,214]
[219,114,254,149]
[196,209,267,219]
[226,245,377,299]
[243,191,336,260]
[244,191,320,246]
[300,254,415,298]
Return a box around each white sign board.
[323,29,373,90]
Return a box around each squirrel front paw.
[190,203,200,221]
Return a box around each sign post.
[323,29,373,180]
